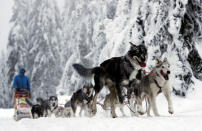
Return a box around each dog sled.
[14,89,32,121]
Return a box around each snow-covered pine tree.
[182,0,202,80]
[142,0,201,96]
[0,52,12,108]
[7,0,62,104]
[124,0,202,96]
[59,0,202,97]
[59,0,108,95]
[7,0,31,107]
[29,0,62,99]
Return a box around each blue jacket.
[13,68,30,92]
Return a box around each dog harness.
[51,105,58,112]
[153,79,162,94]
[142,69,163,94]
[82,92,93,104]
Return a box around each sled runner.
[14,89,32,121]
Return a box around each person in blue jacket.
[13,68,31,97]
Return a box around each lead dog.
[73,42,147,118]
[130,58,174,116]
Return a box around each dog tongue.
[140,63,146,67]
[160,70,169,80]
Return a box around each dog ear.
[129,42,137,48]
[163,57,168,62]
[155,57,161,64]
[129,42,138,51]
[129,42,134,46]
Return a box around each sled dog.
[65,83,94,117]
[26,97,51,118]
[130,57,174,116]
[73,42,148,118]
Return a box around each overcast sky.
[0,0,65,53]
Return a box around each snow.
[1,79,202,131]
[196,42,202,58]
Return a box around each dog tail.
[25,98,33,107]
[73,64,104,77]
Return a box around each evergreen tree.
[59,0,107,95]
[29,0,62,99]
[7,0,62,104]
[0,52,11,108]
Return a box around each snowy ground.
[0,79,202,131]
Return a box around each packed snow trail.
[0,79,202,131]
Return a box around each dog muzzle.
[160,70,169,80]
[133,56,146,67]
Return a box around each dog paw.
[168,107,174,114]
[154,114,160,117]
[112,115,118,118]
[92,108,97,115]
[138,111,145,115]
[169,110,174,114]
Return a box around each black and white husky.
[27,96,64,118]
[73,42,148,118]
[64,83,94,117]
[46,97,73,118]
[129,58,174,116]
[26,97,51,118]
[48,96,61,117]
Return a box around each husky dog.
[48,96,71,118]
[49,96,59,115]
[25,98,43,119]
[131,58,174,116]
[73,42,147,118]
[26,97,51,118]
[103,93,126,117]
[36,97,51,117]
[65,83,94,117]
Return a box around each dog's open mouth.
[52,103,56,107]
[86,92,90,96]
[133,56,146,67]
[160,70,169,80]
